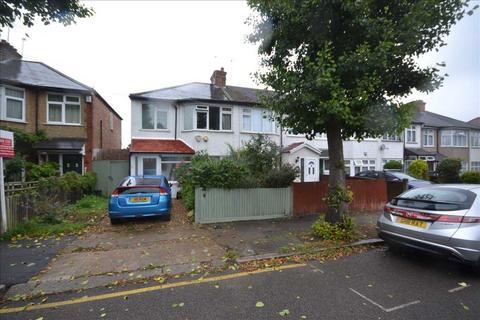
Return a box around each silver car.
[377,184,480,267]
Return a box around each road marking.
[307,262,325,274]
[448,284,471,293]
[0,263,306,314]
[349,288,421,313]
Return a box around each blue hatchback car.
[108,175,172,224]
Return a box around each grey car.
[377,184,480,267]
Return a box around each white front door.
[137,155,160,175]
[304,158,318,182]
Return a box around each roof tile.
[130,139,194,154]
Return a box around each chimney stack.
[413,100,426,113]
[210,67,227,88]
[0,40,22,62]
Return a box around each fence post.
[402,178,409,192]
[0,157,7,234]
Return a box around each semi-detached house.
[129,68,404,181]
[0,40,122,174]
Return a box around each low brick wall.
[293,179,401,216]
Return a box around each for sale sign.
[0,130,15,158]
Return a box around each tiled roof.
[405,148,446,161]
[282,142,328,157]
[281,142,304,153]
[0,60,91,92]
[130,139,194,154]
[129,82,274,104]
[413,111,479,129]
[468,117,480,127]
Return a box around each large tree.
[0,0,93,31]
[247,0,476,223]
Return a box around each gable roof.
[130,139,195,154]
[282,142,328,157]
[413,111,480,129]
[469,117,480,127]
[0,59,91,92]
[129,82,274,105]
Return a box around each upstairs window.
[471,131,480,148]
[382,133,401,141]
[184,105,232,131]
[142,104,168,130]
[422,129,435,147]
[406,126,416,143]
[47,94,81,124]
[241,108,276,133]
[441,130,467,147]
[1,86,25,122]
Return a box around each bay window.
[1,86,25,122]
[47,94,81,124]
[422,129,434,147]
[141,104,168,130]
[441,130,467,147]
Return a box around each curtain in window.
[184,106,194,130]
[222,113,232,130]
[156,110,168,129]
[48,104,62,122]
[252,109,262,132]
[6,98,22,119]
[142,104,154,129]
[242,109,251,131]
[65,104,80,123]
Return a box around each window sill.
[44,122,83,127]
[140,129,170,132]
[440,145,468,148]
[181,129,234,133]
[422,145,435,148]
[405,142,417,144]
[2,118,26,124]
[240,131,279,135]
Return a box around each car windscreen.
[121,178,162,187]
[391,187,476,211]
[118,187,159,194]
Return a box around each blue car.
[108,175,172,224]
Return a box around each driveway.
[1,247,478,319]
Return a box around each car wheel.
[110,218,121,225]
[162,214,171,221]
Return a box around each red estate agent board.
[0,130,15,158]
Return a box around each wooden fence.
[195,187,292,224]
[293,179,404,216]
[1,181,39,232]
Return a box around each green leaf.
[279,309,290,316]
[255,301,265,308]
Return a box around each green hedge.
[460,171,480,184]
[407,160,428,180]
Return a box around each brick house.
[0,40,122,174]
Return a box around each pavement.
[0,247,478,319]
[1,200,380,298]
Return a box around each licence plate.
[397,217,427,229]
[130,196,150,203]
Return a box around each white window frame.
[406,126,416,143]
[184,105,233,132]
[441,129,468,147]
[470,131,480,148]
[46,93,81,125]
[382,133,401,142]
[141,104,169,131]
[471,161,480,171]
[241,107,276,134]
[354,159,376,173]
[422,129,435,147]
[1,85,26,123]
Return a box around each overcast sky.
[1,1,478,147]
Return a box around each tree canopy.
[0,0,93,31]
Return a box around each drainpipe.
[35,89,39,133]
[174,103,178,140]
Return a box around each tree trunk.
[325,123,347,224]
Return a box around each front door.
[138,156,160,175]
[304,158,318,182]
[62,154,83,174]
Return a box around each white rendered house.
[129,68,404,181]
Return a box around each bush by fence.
[460,171,480,184]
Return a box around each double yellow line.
[0,263,305,314]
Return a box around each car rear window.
[118,187,159,194]
[391,187,476,211]
[121,178,162,187]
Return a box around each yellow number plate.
[131,196,150,203]
[397,217,427,229]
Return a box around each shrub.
[262,164,299,188]
[27,162,60,181]
[229,135,280,176]
[4,156,25,182]
[407,160,428,180]
[460,171,480,184]
[383,160,403,170]
[437,158,462,183]
[311,216,354,241]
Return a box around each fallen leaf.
[81,280,89,285]
[34,317,44,320]
[279,309,290,316]
[301,316,307,319]
[214,283,220,289]
[179,302,185,307]
[458,282,468,287]
[100,313,106,318]
[255,302,265,308]
[26,262,36,267]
